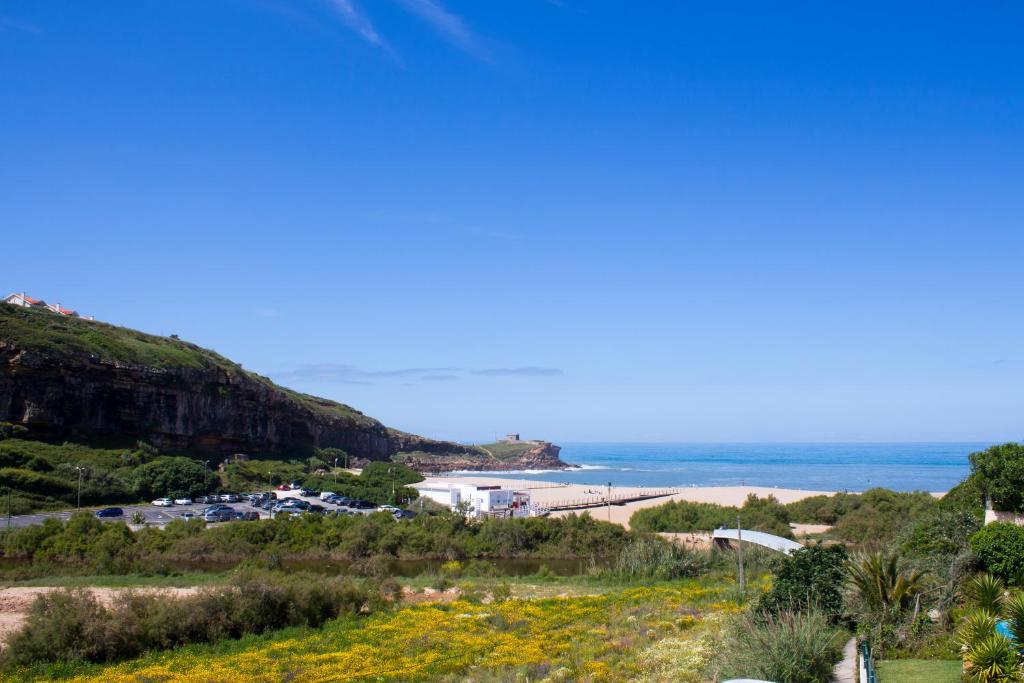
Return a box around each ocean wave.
[445,468,570,476]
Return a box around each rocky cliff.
[394,439,566,473]
[0,304,568,470]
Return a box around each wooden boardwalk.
[543,489,678,512]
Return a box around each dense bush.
[786,489,937,545]
[131,457,210,499]
[969,443,1024,513]
[301,462,424,505]
[0,571,389,669]
[712,609,843,683]
[970,522,1024,583]
[756,544,848,622]
[630,494,792,538]
[0,510,632,576]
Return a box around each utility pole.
[736,513,745,599]
[607,481,611,522]
[334,458,339,484]
[75,466,84,509]
[390,467,396,502]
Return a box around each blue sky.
[2,1,1022,442]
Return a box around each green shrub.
[969,443,1024,513]
[131,457,209,499]
[970,523,1024,583]
[0,571,383,669]
[630,494,792,538]
[756,544,847,622]
[712,609,843,683]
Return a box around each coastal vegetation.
[5,579,743,682]
[0,509,631,579]
[0,431,422,513]
[629,493,794,538]
[4,440,1024,680]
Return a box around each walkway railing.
[859,640,877,683]
[543,489,679,512]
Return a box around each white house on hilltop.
[3,292,93,320]
[3,292,48,310]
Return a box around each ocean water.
[460,442,995,493]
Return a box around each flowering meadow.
[21,581,741,682]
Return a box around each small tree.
[756,544,848,623]
[970,443,1024,513]
[971,523,1024,584]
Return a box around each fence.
[859,640,877,683]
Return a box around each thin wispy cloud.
[471,367,564,377]
[326,0,399,58]
[275,363,562,385]
[393,0,490,61]
[0,15,41,34]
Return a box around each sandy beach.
[419,475,834,528]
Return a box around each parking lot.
[1,491,395,529]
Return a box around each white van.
[319,491,336,501]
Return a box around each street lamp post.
[334,458,338,484]
[75,466,85,509]
[606,481,611,522]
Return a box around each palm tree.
[968,574,1008,614]
[847,551,929,619]
[963,634,1020,683]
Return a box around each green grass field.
[876,658,961,683]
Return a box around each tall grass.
[712,609,844,683]
[611,537,712,580]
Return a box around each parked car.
[174,497,193,505]
[378,504,400,512]
[276,484,290,491]
[299,488,320,498]
[260,499,276,510]
[393,509,417,520]
[306,504,326,514]
[319,491,336,501]
[202,509,233,522]
[219,494,240,503]
[202,504,234,515]
[272,499,309,513]
[347,500,377,514]
[329,495,353,506]
[179,511,196,520]
[239,510,260,521]
[95,507,124,518]
[152,498,174,507]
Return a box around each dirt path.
[0,586,199,645]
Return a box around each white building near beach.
[415,483,531,519]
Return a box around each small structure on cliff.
[3,292,94,320]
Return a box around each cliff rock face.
[394,440,566,473]
[0,305,567,470]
